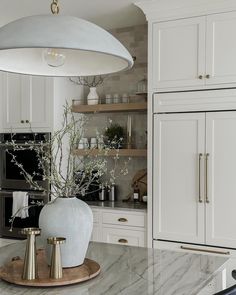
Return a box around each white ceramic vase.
[87,87,99,105]
[39,197,93,267]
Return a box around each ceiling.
[0,0,147,29]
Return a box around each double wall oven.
[0,133,50,238]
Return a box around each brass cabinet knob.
[118,218,128,222]
[198,75,203,79]
[118,239,128,244]
[26,120,29,123]
[21,120,25,124]
[205,74,210,79]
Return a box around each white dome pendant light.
[0,0,133,76]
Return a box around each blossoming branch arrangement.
[6,102,130,230]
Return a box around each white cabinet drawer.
[103,226,145,247]
[102,211,145,228]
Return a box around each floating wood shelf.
[73,149,147,157]
[71,102,147,114]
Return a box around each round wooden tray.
[0,249,101,287]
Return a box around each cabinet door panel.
[206,11,236,85]
[206,111,236,248]
[152,17,205,90]
[153,113,205,243]
[26,76,52,129]
[2,73,23,129]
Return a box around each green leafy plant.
[104,123,124,148]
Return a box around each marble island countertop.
[0,241,228,295]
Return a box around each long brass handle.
[205,74,210,79]
[199,153,203,203]
[205,153,210,203]
[180,245,230,255]
[118,239,128,244]
[198,75,203,79]
[118,218,128,222]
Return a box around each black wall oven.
[0,133,50,191]
[0,190,46,238]
[0,133,50,238]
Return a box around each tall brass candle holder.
[20,227,41,280]
[47,237,66,279]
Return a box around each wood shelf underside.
[73,149,147,157]
[71,102,147,114]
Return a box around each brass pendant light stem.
[51,0,60,15]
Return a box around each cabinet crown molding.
[135,0,236,22]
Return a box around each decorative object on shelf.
[20,227,41,280]
[127,115,132,149]
[87,87,99,105]
[72,99,84,106]
[8,104,129,267]
[104,123,124,149]
[90,138,97,149]
[70,76,105,105]
[113,93,121,104]
[0,0,133,76]
[133,182,140,202]
[47,237,66,279]
[105,94,113,104]
[0,249,101,287]
[122,93,129,103]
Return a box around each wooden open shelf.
[73,149,147,157]
[71,102,147,114]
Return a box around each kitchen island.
[0,241,228,295]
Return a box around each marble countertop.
[86,201,147,211]
[0,241,228,295]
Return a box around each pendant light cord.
[51,0,60,14]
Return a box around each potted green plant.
[104,123,124,149]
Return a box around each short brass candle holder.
[20,227,41,280]
[47,237,66,279]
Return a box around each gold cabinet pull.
[118,218,128,222]
[20,120,25,124]
[205,153,210,203]
[25,120,29,123]
[180,246,230,255]
[199,153,203,203]
[118,239,128,244]
[205,74,210,79]
[198,75,203,79]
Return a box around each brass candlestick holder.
[47,237,66,279]
[20,227,41,280]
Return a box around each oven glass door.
[6,149,43,181]
[0,194,43,238]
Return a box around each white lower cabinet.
[153,110,236,248]
[90,208,147,247]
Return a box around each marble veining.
[0,241,227,295]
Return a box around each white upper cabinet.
[153,113,205,244]
[152,11,236,91]
[205,111,236,248]
[2,73,52,131]
[153,17,206,90]
[206,11,236,85]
